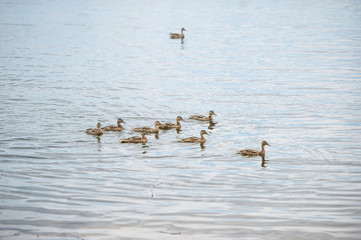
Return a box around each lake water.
[1,0,361,239]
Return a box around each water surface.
[1,0,361,239]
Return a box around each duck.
[121,133,148,143]
[133,121,161,133]
[102,118,125,131]
[189,110,216,121]
[159,116,184,130]
[170,28,186,39]
[237,140,271,158]
[180,130,208,143]
[85,122,103,136]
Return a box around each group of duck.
[85,110,271,159]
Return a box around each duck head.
[117,118,125,124]
[200,130,208,135]
[209,110,217,116]
[262,140,270,147]
[176,116,184,122]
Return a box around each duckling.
[189,110,216,121]
[133,121,161,133]
[170,28,186,39]
[121,133,148,143]
[237,140,271,158]
[102,118,125,131]
[159,116,184,130]
[85,122,103,136]
[180,130,208,143]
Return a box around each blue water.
[1,0,361,239]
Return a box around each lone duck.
[159,116,184,130]
[170,28,186,39]
[189,110,216,121]
[121,133,148,143]
[237,140,271,158]
[86,122,103,136]
[102,118,125,131]
[133,121,162,133]
[181,130,208,143]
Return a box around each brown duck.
[85,122,103,136]
[189,110,216,121]
[180,130,208,143]
[159,116,184,130]
[170,28,186,39]
[102,118,125,131]
[237,141,271,158]
[121,133,148,143]
[133,121,161,133]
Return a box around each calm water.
[1,0,361,239]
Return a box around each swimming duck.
[170,28,186,39]
[237,140,271,158]
[133,121,161,133]
[86,122,103,136]
[159,116,184,130]
[102,118,125,131]
[121,133,148,143]
[189,110,216,121]
[180,130,208,143]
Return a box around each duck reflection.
[200,142,206,150]
[261,157,268,167]
[97,137,102,151]
[208,120,216,130]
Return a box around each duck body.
[159,122,180,130]
[170,28,186,39]
[237,141,270,158]
[159,116,184,130]
[121,133,148,143]
[189,115,211,121]
[133,121,161,133]
[189,110,216,121]
[102,125,123,131]
[181,130,208,143]
[102,118,125,131]
[237,149,262,157]
[86,122,103,136]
